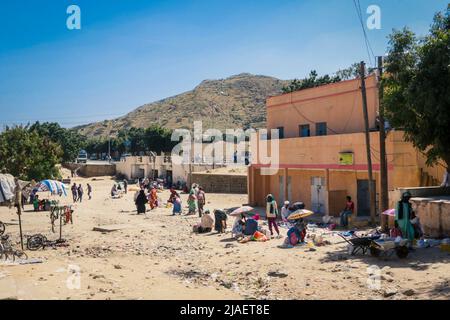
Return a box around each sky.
[0,0,448,128]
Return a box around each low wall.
[190,173,247,194]
[63,163,116,178]
[410,196,450,238]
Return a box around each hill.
[75,73,289,137]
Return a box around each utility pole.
[360,61,376,225]
[377,56,389,220]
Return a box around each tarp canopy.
[35,180,67,196]
[0,174,16,203]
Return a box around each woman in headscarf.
[148,186,158,210]
[187,188,198,215]
[135,189,147,215]
[266,194,281,238]
[168,187,179,204]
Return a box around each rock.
[267,271,288,278]
[114,265,122,270]
[383,288,398,297]
[381,266,393,276]
[403,289,416,296]
[381,274,394,283]
[308,248,317,252]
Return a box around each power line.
[352,0,376,67]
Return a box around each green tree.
[0,126,63,180]
[282,70,342,93]
[383,5,450,173]
[29,122,85,162]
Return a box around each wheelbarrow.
[369,239,409,259]
[338,232,381,256]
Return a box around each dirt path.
[1,177,449,300]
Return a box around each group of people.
[134,183,161,215]
[186,184,206,216]
[111,180,128,198]
[71,183,92,203]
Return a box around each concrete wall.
[63,163,116,178]
[410,197,450,238]
[191,173,247,194]
[267,75,379,138]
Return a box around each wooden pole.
[59,207,63,241]
[14,179,24,250]
[359,61,377,225]
[377,56,389,215]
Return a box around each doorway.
[311,177,326,214]
[357,180,375,216]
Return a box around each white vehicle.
[77,150,88,164]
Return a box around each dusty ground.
[0,177,449,300]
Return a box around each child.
[172,195,182,216]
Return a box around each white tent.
[0,173,16,203]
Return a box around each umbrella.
[382,209,395,217]
[287,209,314,220]
[229,206,254,217]
[35,180,67,196]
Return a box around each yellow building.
[248,75,445,217]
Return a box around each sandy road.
[0,177,449,300]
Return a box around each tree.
[282,70,342,93]
[29,122,85,162]
[383,5,450,173]
[0,126,63,180]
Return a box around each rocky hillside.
[75,73,289,137]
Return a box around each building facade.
[248,74,445,217]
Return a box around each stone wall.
[190,173,247,194]
[63,163,116,178]
[410,197,450,238]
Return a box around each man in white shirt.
[281,201,291,222]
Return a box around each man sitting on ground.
[193,210,214,234]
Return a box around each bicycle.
[0,235,28,262]
[26,234,68,251]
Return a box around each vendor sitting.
[243,214,260,236]
[232,214,246,239]
[390,221,403,238]
[193,210,214,234]
[281,218,307,248]
[410,211,424,239]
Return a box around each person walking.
[71,183,78,203]
[77,184,84,203]
[148,186,158,210]
[135,189,147,215]
[197,187,206,217]
[187,189,198,215]
[87,183,92,200]
[266,194,280,238]
[123,179,128,194]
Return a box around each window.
[316,122,327,136]
[299,124,310,137]
[276,127,284,139]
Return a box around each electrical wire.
[352,0,375,67]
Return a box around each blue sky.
[0,0,448,128]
